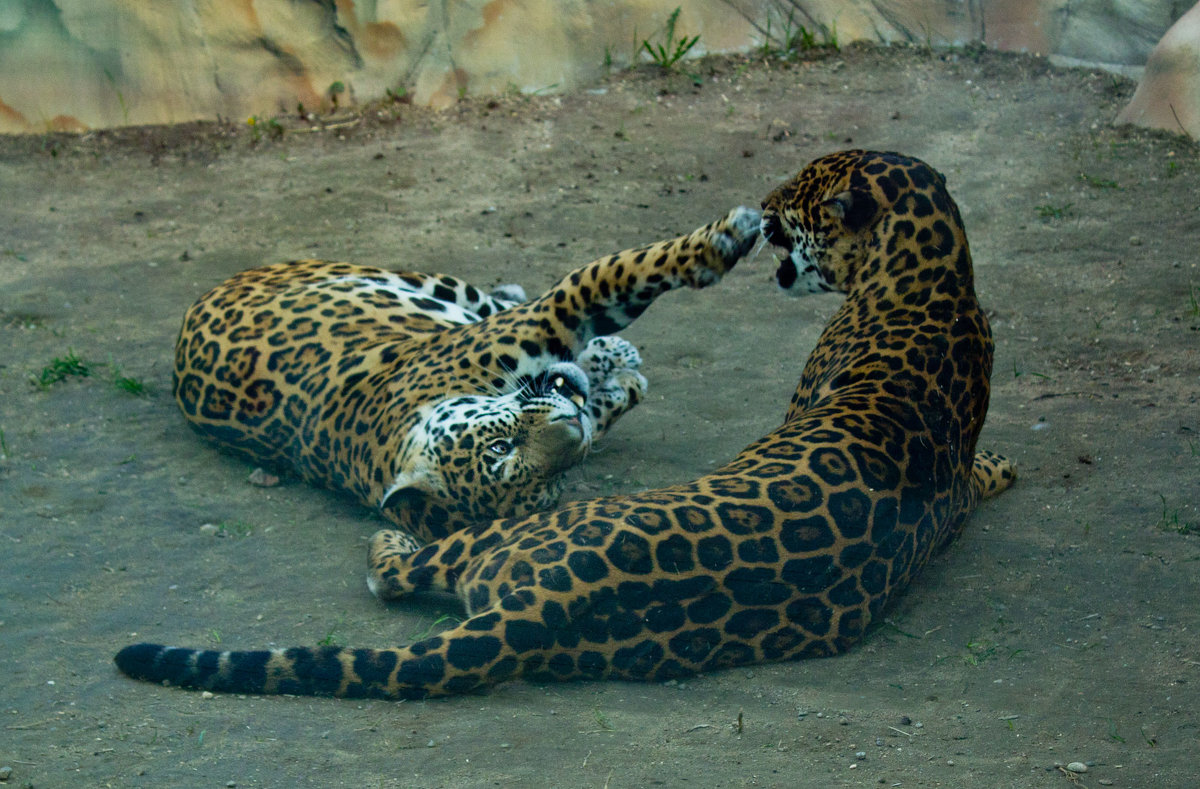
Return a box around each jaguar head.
[761,150,893,296]
[380,362,593,537]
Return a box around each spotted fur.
[170,207,761,543]
[116,151,1014,699]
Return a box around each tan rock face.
[0,1,1181,133]
[1117,2,1200,138]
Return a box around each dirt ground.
[1,43,1198,788]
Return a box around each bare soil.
[1,44,1198,788]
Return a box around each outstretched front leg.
[531,205,762,350]
[454,206,762,368]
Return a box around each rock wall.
[0,0,1187,134]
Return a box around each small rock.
[201,691,214,699]
[1098,779,1114,786]
[1066,762,1088,773]
[248,467,280,487]
[0,765,13,781]
[1128,235,1143,246]
[199,523,219,536]
[855,751,866,759]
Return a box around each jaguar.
[170,207,761,544]
[117,150,1015,699]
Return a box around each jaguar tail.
[115,608,547,700]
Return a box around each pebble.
[0,766,12,781]
[201,691,214,699]
[1066,762,1088,773]
[1098,780,1114,786]
[199,523,219,536]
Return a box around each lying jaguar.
[171,207,761,544]
[117,150,1015,699]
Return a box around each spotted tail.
[115,639,483,700]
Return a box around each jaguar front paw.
[578,335,643,386]
[685,206,763,288]
[714,206,764,264]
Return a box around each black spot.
[538,565,573,592]
[445,635,502,670]
[611,641,664,678]
[645,603,687,633]
[570,520,613,547]
[725,566,790,606]
[467,586,491,611]
[736,536,780,564]
[616,580,653,610]
[784,596,833,636]
[351,649,399,688]
[605,531,653,575]
[827,488,871,539]
[860,560,889,596]
[280,646,345,696]
[696,536,733,571]
[767,476,823,512]
[779,516,835,553]
[827,576,865,608]
[761,627,806,660]
[655,533,695,572]
[547,653,574,676]
[505,619,554,653]
[669,627,722,663]
[686,592,732,624]
[725,608,780,639]
[838,540,873,569]
[652,575,714,603]
[673,504,717,533]
[810,447,856,486]
[704,641,755,670]
[780,555,840,594]
[577,651,608,678]
[568,549,614,580]
[716,502,776,535]
[848,443,901,491]
[486,656,519,682]
[464,612,503,631]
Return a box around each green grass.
[1035,203,1073,220]
[1156,495,1198,535]
[1078,172,1120,189]
[640,7,699,70]
[30,350,91,389]
[410,613,462,641]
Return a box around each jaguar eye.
[487,439,513,456]
[549,374,586,408]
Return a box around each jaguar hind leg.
[973,449,1017,499]
[366,529,430,600]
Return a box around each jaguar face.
[761,155,887,296]
[382,362,593,524]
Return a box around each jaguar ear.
[823,189,879,232]
[379,467,441,512]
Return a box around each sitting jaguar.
[116,150,1015,699]
[170,207,761,544]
